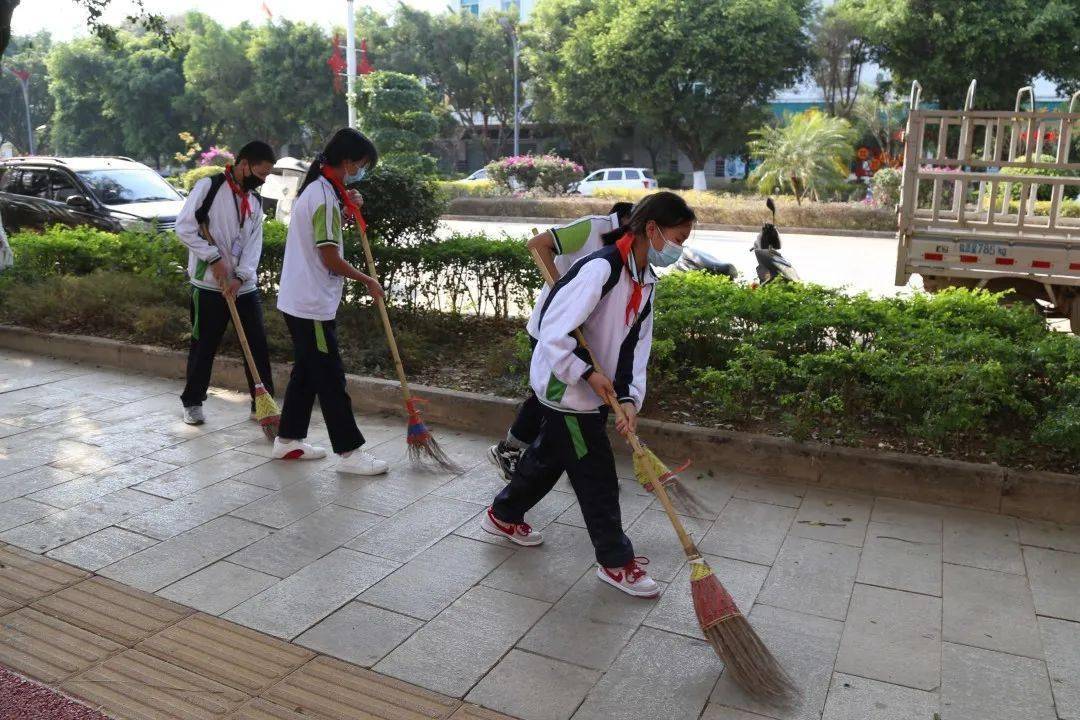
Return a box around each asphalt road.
[440,219,922,296]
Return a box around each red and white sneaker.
[272,438,327,460]
[480,507,543,547]
[597,557,660,598]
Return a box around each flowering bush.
[486,154,584,195]
[199,146,234,167]
[871,167,901,208]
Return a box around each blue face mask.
[647,227,684,267]
[345,166,367,184]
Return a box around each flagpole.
[346,0,357,128]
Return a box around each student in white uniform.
[488,202,634,480]
[272,128,389,476]
[175,141,277,426]
[480,192,696,598]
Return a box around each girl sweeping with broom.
[272,128,389,476]
[481,191,695,597]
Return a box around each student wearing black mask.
[175,140,277,426]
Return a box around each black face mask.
[242,174,265,192]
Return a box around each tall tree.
[244,20,347,152]
[585,0,811,189]
[45,37,124,155]
[840,0,1080,109]
[810,3,868,118]
[0,32,53,153]
[356,70,441,174]
[177,12,254,149]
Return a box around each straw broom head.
[406,399,461,473]
[631,444,710,517]
[253,384,280,441]
[689,558,797,702]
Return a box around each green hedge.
[7,223,539,319]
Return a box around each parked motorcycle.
[753,197,800,284]
[674,244,738,280]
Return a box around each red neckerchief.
[223,165,251,225]
[615,231,644,325]
[320,166,367,232]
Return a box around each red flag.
[261,2,273,20]
[10,69,30,84]
[327,35,347,93]
[358,38,374,75]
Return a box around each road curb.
[2,324,1076,524]
[442,215,898,239]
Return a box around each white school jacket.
[175,174,264,295]
[531,237,656,414]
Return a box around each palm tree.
[748,110,857,205]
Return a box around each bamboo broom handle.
[528,248,699,557]
[199,224,265,388]
[355,226,414,409]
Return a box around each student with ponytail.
[481,191,696,597]
[272,128,389,476]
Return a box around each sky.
[11,0,454,41]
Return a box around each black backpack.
[193,173,262,228]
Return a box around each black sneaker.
[488,441,521,482]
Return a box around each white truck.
[895,81,1080,331]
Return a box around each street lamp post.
[498,18,520,157]
[346,0,357,128]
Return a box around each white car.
[463,168,488,182]
[574,167,657,196]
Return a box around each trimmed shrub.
[871,167,901,208]
[486,155,584,195]
[181,165,224,191]
[656,171,684,189]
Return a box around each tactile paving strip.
[262,655,461,720]
[449,705,520,720]
[62,649,251,720]
[226,698,312,720]
[0,608,123,685]
[34,576,191,646]
[0,544,89,604]
[138,614,315,695]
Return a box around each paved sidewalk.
[1,349,1079,720]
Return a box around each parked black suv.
[0,156,185,233]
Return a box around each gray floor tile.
[943,508,1023,574]
[228,504,383,577]
[0,488,168,552]
[701,706,774,720]
[710,605,844,720]
[27,458,178,509]
[644,555,769,640]
[147,424,265,466]
[835,584,941,691]
[518,570,661,670]
[228,471,354,528]
[98,515,271,592]
[133,450,269,499]
[1024,546,1080,622]
[117,480,271,540]
[857,521,942,596]
[347,495,481,563]
[295,601,423,668]
[1038,616,1080,719]
[432,462,507,506]
[481,522,597,603]
[757,536,861,621]
[360,534,513,620]
[226,456,335,490]
[45,527,159,571]
[733,478,806,509]
[330,465,451,517]
[940,643,1055,720]
[158,561,280,616]
[0,497,58,531]
[943,563,1042,658]
[789,489,872,547]
[374,585,550,698]
[468,649,601,720]
[870,497,945,536]
[648,471,739,520]
[1019,518,1080,554]
[223,548,399,639]
[572,627,719,720]
[0,465,79,502]
[626,510,712,583]
[698,498,796,566]
[821,673,938,720]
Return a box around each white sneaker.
[272,438,327,460]
[336,449,389,476]
[597,557,660,598]
[182,406,205,425]
[480,507,543,546]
